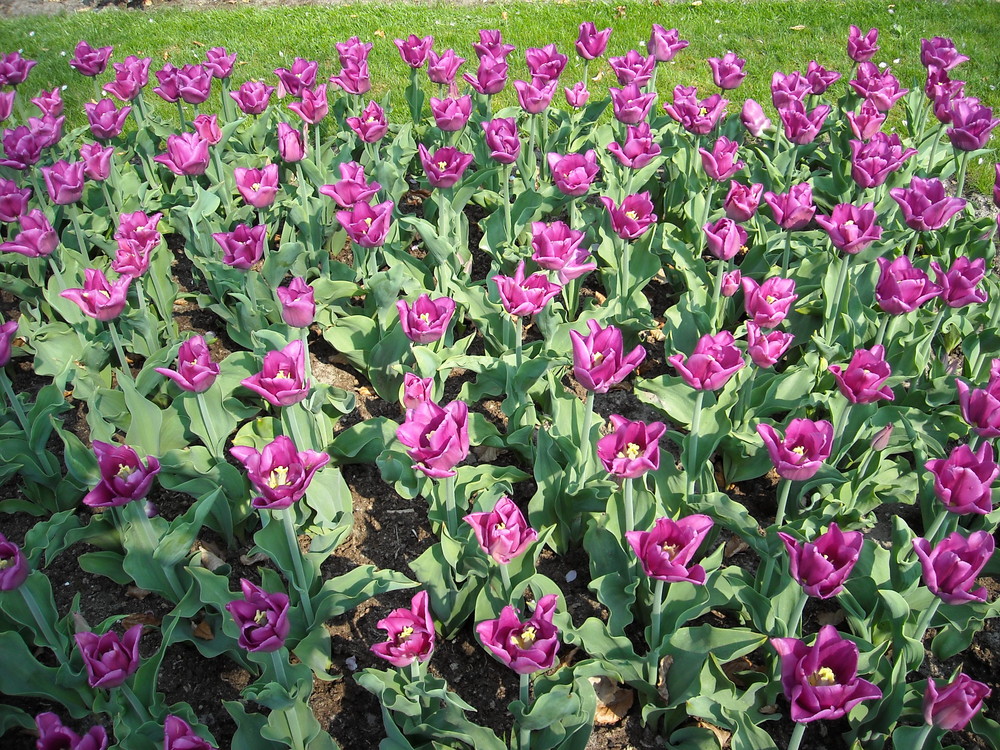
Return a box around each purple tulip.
[946,99,1000,151]
[276,122,305,163]
[230,81,275,115]
[111,235,152,279]
[39,160,84,205]
[463,54,508,96]
[913,531,993,605]
[890,177,966,232]
[0,126,44,170]
[771,70,811,110]
[35,712,108,750]
[926,442,998,516]
[345,100,388,143]
[115,209,162,253]
[80,143,114,182]
[85,99,131,140]
[664,85,727,135]
[721,269,742,298]
[805,61,841,94]
[764,183,815,231]
[103,56,150,102]
[418,144,473,189]
[276,277,315,328]
[29,114,65,151]
[397,295,456,344]
[875,256,941,315]
[601,192,657,240]
[394,35,434,69]
[154,132,210,177]
[32,87,64,118]
[609,83,657,125]
[570,319,646,394]
[0,315,18,367]
[741,276,797,329]
[563,81,589,109]
[608,50,655,88]
[847,99,887,141]
[757,418,834,481]
[921,36,970,72]
[329,59,371,96]
[699,136,744,182]
[851,62,908,112]
[723,181,763,223]
[626,515,713,583]
[530,221,595,284]
[481,118,521,164]
[778,101,831,145]
[214,223,267,270]
[336,199,393,248]
[0,178,29,223]
[371,590,436,667]
[82,441,160,508]
[746,323,794,368]
[596,416,666,479]
[815,202,883,254]
[231,435,329,512]
[829,345,894,404]
[647,24,688,62]
[931,257,988,307]
[430,94,472,132]
[288,85,329,126]
[548,150,599,197]
[779,523,863,599]
[608,122,660,169]
[204,47,236,79]
[476,594,559,674]
[994,163,1000,209]
[1,209,57,257]
[225,579,290,652]
[771,625,882,723]
[576,22,612,60]
[397,399,470,479]
[76,625,142,689]
[155,336,220,393]
[234,164,279,208]
[60,269,131,322]
[464,496,538,565]
[427,49,465,85]
[493,261,562,317]
[69,40,113,77]
[153,64,182,104]
[164,715,216,750]
[0,52,36,86]
[850,132,918,189]
[525,43,568,84]
[956,377,1000,438]
[741,98,772,136]
[848,26,880,63]
[274,57,318,98]
[513,77,557,114]
[472,30,515,61]
[0,533,28,591]
[708,52,747,90]
[241,340,310,407]
[174,64,212,105]
[401,373,433,410]
[703,217,748,261]
[319,162,381,208]
[923,674,991,732]
[669,331,745,391]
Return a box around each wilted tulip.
[214,223,267,270]
[69,40,113,77]
[60,269,131,322]
[779,523,863,599]
[225,579,290,652]
[926,442,998,516]
[913,531,993,604]
[336,199,393,248]
[396,399,470,479]
[746,323,794,368]
[875,256,941,315]
[371,590,436,667]
[155,336,220,393]
[75,625,142,689]
[829,345,894,404]
[397,295,456,344]
[570,319,645,394]
[476,594,559,674]
[596,416,666,479]
[771,625,882,723]
[241,340,310,407]
[757,418,834,481]
[464,496,538,565]
[923,674,991,732]
[815,202,883,254]
[708,52,747,90]
[669,331,745,391]
[276,276,315,328]
[626,515,713,583]
[601,192,657,240]
[230,435,329,510]
[234,164,279,208]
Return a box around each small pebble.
[565,570,578,583]
[345,656,357,671]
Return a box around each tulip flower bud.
[723,181,763,223]
[913,531,993,604]
[276,123,305,163]
[75,625,142,689]
[564,81,590,109]
[41,160,86,205]
[204,47,236,79]
[0,533,28,591]
[721,269,742,297]
[847,26,879,63]
[276,276,315,328]
[225,579,290,652]
[400,373,433,410]
[155,336,220,394]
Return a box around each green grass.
[0,0,998,190]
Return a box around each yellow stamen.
[0,558,12,570]
[274,369,291,380]
[398,625,414,643]
[510,626,537,650]
[267,466,290,488]
[252,182,261,190]
[117,463,135,479]
[437,161,448,170]
[254,610,269,625]
[625,210,638,220]
[792,445,806,455]
[808,667,836,687]
[660,542,680,558]
[620,443,642,459]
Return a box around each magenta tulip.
[234,164,279,208]
[60,269,131,321]
[69,40,113,77]
[828,346,894,404]
[75,625,142,689]
[530,221,595,284]
[925,442,998,516]
[570,319,646,394]
[214,224,267,270]
[747,323,794,369]
[548,150,599,196]
[669,331,745,391]
[601,192,657,240]
[230,435,329,510]
[778,523,863,599]
[757,418,834,481]
[240,340,309,406]
[848,26,880,63]
[596,416,666,479]
[708,52,747,90]
[396,399,470,479]
[336,199,393,248]
[397,295,456,344]
[155,336,220,393]
[875,256,941,315]
[154,133,210,176]
[276,276,315,328]
[913,531,993,605]
[626,515,713,584]
[464,496,538,565]
[476,594,559,674]
[371,590,436,667]
[225,579,290,652]
[923,674,991,732]
[741,276,797,329]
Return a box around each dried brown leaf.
[724,535,749,559]
[122,612,160,629]
[697,720,731,747]
[816,609,846,627]
[589,676,634,725]
[373,29,386,38]
[191,40,204,47]
[240,551,270,566]
[657,654,673,702]
[126,585,152,599]
[198,545,227,572]
[192,620,214,640]
[789,25,806,30]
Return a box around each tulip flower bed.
[1,14,1000,750]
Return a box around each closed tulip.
[155,336,220,393]
[828,345,894,404]
[225,579,290,652]
[913,531,993,604]
[396,399,470,479]
[925,442,998,515]
[75,625,143,689]
[464,496,538,564]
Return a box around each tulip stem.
[279,509,315,625]
[787,589,808,636]
[786,721,806,750]
[271,652,307,750]
[734,366,757,428]
[949,148,969,232]
[780,231,792,276]
[623,477,635,534]
[913,596,942,644]
[502,164,513,252]
[648,578,665,682]
[524,114,537,191]
[518,672,531,750]
[195,390,225,455]
[0,368,30,435]
[906,231,921,260]
[499,563,512,600]
[20,584,69,667]
[580,390,596,467]
[773,478,794,528]
[710,259,725,331]
[825,253,852,342]
[618,237,632,305]
[685,390,706,498]
[831,402,853,466]
[699,182,715,255]
[270,649,288,684]
[176,99,187,130]
[129,500,186,601]
[69,204,88,256]
[118,681,151,725]
[923,510,950,545]
[514,315,523,370]
[873,315,890,350]
[100,181,115,214]
[133,279,160,353]
[107,322,135,387]
[47,256,68,293]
